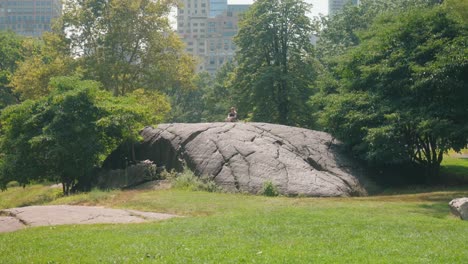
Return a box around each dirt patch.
[0,205,179,233]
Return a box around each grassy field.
[1,185,468,263]
[441,150,468,182]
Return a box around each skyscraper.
[209,0,227,17]
[0,0,62,37]
[177,0,249,74]
[328,0,359,16]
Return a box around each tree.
[166,72,209,123]
[316,0,441,61]
[201,62,237,122]
[0,77,165,194]
[444,0,468,24]
[10,32,76,100]
[232,0,317,126]
[314,6,468,181]
[0,31,24,109]
[60,0,195,96]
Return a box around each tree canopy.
[59,0,195,96]
[313,5,468,181]
[0,77,168,194]
[0,31,24,109]
[10,32,76,100]
[232,0,317,126]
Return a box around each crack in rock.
[112,123,369,197]
[0,210,29,226]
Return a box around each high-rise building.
[0,0,62,37]
[328,0,359,16]
[177,0,249,74]
[209,0,227,17]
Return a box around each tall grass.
[165,169,219,192]
[441,151,468,184]
[0,184,62,210]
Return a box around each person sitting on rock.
[225,107,238,122]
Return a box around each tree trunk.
[418,136,443,183]
[277,79,288,125]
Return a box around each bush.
[0,77,156,195]
[168,168,219,192]
[262,181,279,197]
[6,181,20,188]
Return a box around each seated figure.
[225,107,237,122]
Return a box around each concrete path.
[0,205,179,233]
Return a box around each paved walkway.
[0,205,179,233]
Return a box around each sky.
[228,0,328,17]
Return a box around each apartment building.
[328,0,359,16]
[177,0,249,74]
[0,0,62,37]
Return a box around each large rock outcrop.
[116,122,368,197]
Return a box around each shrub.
[262,181,279,197]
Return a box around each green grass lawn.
[441,149,468,184]
[1,186,468,263]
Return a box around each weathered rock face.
[0,205,178,233]
[96,161,158,189]
[129,122,368,197]
[449,198,468,220]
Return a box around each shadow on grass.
[441,166,468,185]
[442,165,468,174]
[418,191,468,203]
[416,203,451,219]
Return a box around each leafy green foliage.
[316,0,441,61]
[314,5,468,181]
[60,0,195,96]
[165,72,209,123]
[167,168,219,192]
[0,31,23,86]
[200,63,238,122]
[0,77,162,194]
[167,63,240,123]
[10,32,76,100]
[232,0,317,126]
[444,0,468,24]
[261,181,279,197]
[0,31,24,109]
